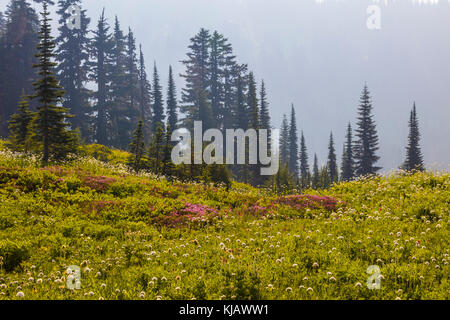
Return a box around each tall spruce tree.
[312,154,320,189]
[55,0,91,140]
[279,114,289,166]
[180,28,212,129]
[354,84,381,176]
[299,131,309,188]
[402,103,424,172]
[152,62,165,132]
[327,132,338,183]
[247,72,260,186]
[288,105,299,178]
[128,119,145,172]
[0,0,39,137]
[166,65,178,132]
[31,2,77,164]
[259,80,271,152]
[341,123,355,181]
[109,16,130,148]
[138,44,152,135]
[91,9,113,146]
[8,90,34,152]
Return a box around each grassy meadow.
[0,144,448,300]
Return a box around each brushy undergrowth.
[0,148,448,300]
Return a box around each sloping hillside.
[0,147,448,300]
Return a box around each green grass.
[0,147,448,300]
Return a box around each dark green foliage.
[402,103,424,172]
[128,120,145,172]
[166,66,178,132]
[8,90,34,152]
[299,131,310,188]
[0,0,39,137]
[148,123,164,174]
[279,114,289,166]
[327,132,338,184]
[162,124,175,177]
[341,123,355,181]
[55,0,92,141]
[180,28,212,130]
[312,154,320,189]
[354,85,381,176]
[30,2,78,164]
[259,80,271,149]
[152,62,165,133]
[91,9,113,146]
[288,105,299,178]
[138,44,152,134]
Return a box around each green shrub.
[0,240,31,272]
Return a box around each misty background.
[1,0,449,171]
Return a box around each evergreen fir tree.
[312,153,320,189]
[354,84,381,176]
[109,16,131,148]
[91,9,113,146]
[55,0,91,141]
[138,44,152,136]
[259,80,271,152]
[8,90,34,152]
[166,65,178,132]
[128,119,145,172]
[288,105,299,178]
[180,28,212,130]
[247,71,260,186]
[319,165,331,189]
[148,123,164,174]
[279,114,289,166]
[126,27,139,113]
[327,132,338,183]
[31,2,78,164]
[341,123,355,181]
[152,62,165,132]
[0,0,39,137]
[162,124,175,177]
[299,131,310,188]
[402,103,424,172]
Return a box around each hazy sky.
[1,0,449,171]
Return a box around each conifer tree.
[55,0,91,140]
[148,123,164,174]
[319,165,331,189]
[162,124,175,177]
[312,153,320,189]
[299,131,310,188]
[31,2,78,164]
[279,114,289,166]
[341,123,355,181]
[91,9,113,146]
[0,0,39,137]
[128,119,145,172]
[247,72,260,186]
[402,103,424,172]
[8,90,34,152]
[180,28,212,129]
[126,27,139,113]
[354,84,381,176]
[259,80,271,151]
[138,44,152,135]
[152,62,165,132]
[288,105,299,178]
[166,65,178,132]
[327,132,338,183]
[109,16,131,148]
